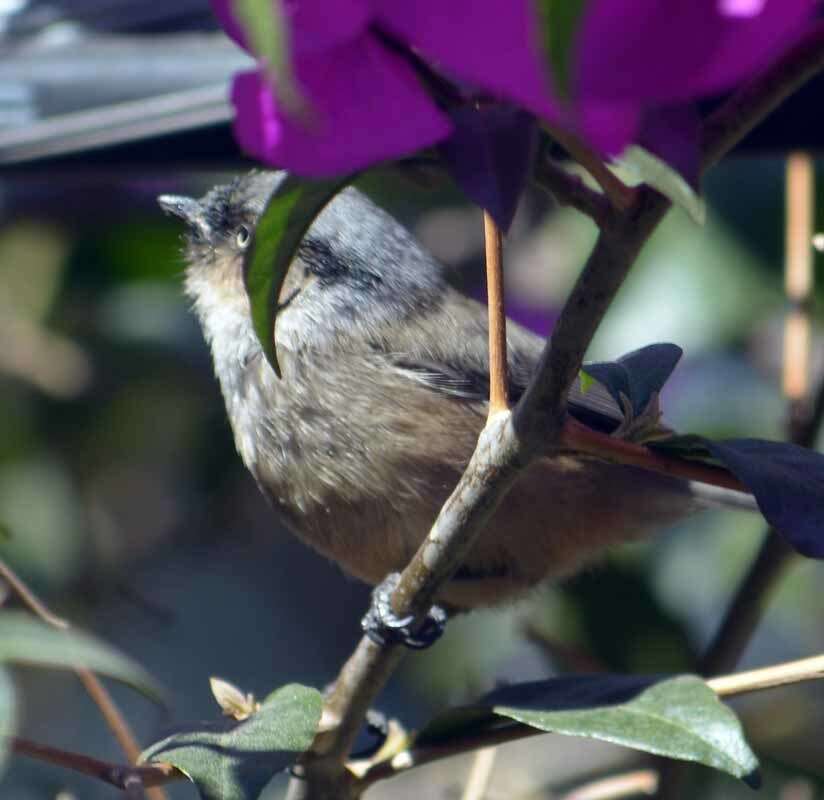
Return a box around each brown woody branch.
[533,156,612,226]
[11,737,181,791]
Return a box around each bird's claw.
[361,572,448,649]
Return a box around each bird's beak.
[158,194,211,239]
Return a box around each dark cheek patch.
[300,238,383,292]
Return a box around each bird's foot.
[361,572,448,649]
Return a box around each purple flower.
[567,0,815,155]
[212,0,556,176]
[213,0,816,185]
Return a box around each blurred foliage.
[0,156,821,798]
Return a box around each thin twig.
[560,769,659,800]
[0,556,168,800]
[484,211,509,415]
[461,746,498,800]
[707,653,824,697]
[79,669,167,800]
[11,737,181,790]
[544,123,636,211]
[76,670,142,764]
[533,156,612,226]
[0,558,68,629]
[783,151,815,432]
[561,419,745,492]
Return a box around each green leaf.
[0,668,17,777]
[578,369,595,394]
[418,675,759,783]
[612,146,706,224]
[243,174,352,376]
[141,683,323,800]
[537,0,588,99]
[0,611,163,704]
[495,676,758,782]
[231,0,301,113]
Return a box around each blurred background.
[0,2,823,799]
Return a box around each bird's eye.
[236,225,251,249]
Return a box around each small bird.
[159,172,735,610]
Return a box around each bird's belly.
[259,453,695,610]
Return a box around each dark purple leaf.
[704,438,824,558]
[583,343,683,415]
[639,104,702,189]
[439,105,538,231]
[416,674,662,748]
[482,673,658,709]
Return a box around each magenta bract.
[572,0,814,153]
[213,0,816,176]
[229,35,452,176]
[211,0,555,174]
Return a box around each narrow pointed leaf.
[141,683,323,800]
[243,174,353,376]
[0,612,163,703]
[638,105,702,191]
[704,438,824,557]
[651,434,824,558]
[440,106,538,231]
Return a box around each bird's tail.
[688,482,759,512]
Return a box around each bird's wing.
[379,290,625,434]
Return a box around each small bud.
[209,677,260,721]
[391,750,414,771]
